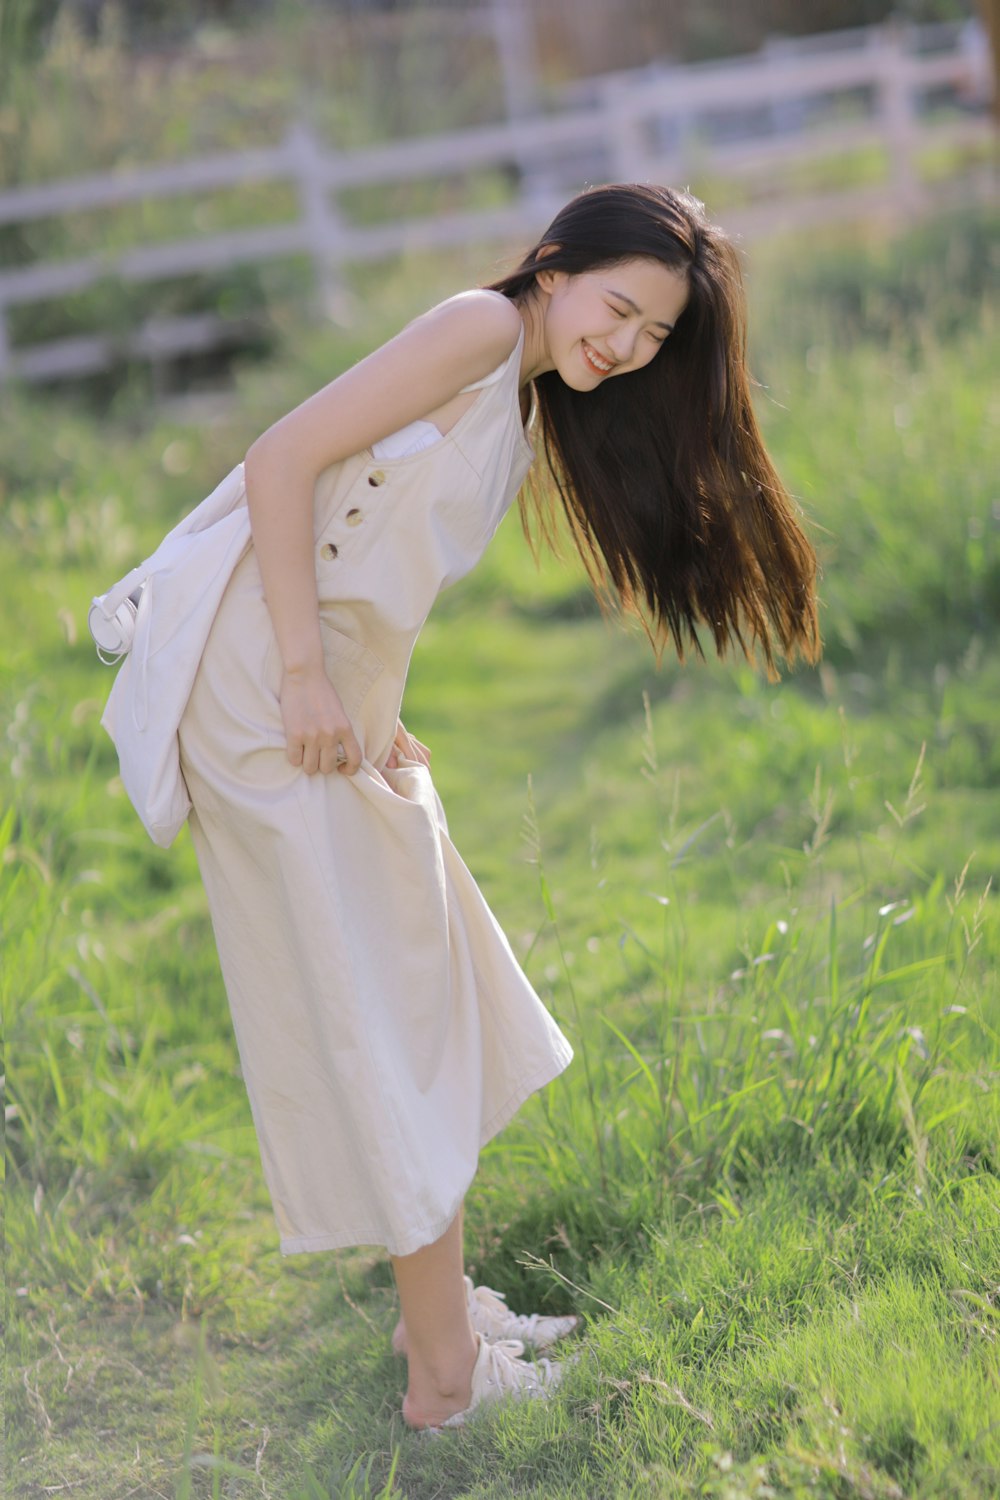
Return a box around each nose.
[607,326,638,364]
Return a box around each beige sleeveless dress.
[177,310,574,1257]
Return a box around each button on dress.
[176,309,574,1257]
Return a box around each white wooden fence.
[0,16,994,386]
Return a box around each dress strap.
[460,362,508,394]
[459,311,524,393]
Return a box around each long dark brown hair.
[485,183,821,678]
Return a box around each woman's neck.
[512,286,553,387]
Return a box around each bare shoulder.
[406,289,523,378]
[246,288,523,480]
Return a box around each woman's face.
[534,256,690,388]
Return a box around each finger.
[409,734,431,767]
[336,730,362,775]
[400,726,419,760]
[315,726,350,774]
[286,737,304,767]
[302,739,320,775]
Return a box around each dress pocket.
[317,621,384,719]
[260,620,384,723]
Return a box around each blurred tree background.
[4,0,980,81]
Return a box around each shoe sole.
[406,1349,582,1435]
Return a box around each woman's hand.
[384,719,432,771]
[279,664,362,775]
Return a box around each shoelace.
[470,1282,546,1341]
[477,1336,556,1397]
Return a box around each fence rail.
[0,16,994,386]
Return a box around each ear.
[533,242,562,295]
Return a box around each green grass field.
[3,208,999,1498]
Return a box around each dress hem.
[277,1040,574,1259]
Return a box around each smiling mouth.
[581,341,614,375]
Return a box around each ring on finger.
[335,741,348,765]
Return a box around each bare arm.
[242,290,522,775]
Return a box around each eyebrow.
[603,287,675,332]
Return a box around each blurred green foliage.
[751,205,998,356]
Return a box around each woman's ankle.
[404,1332,478,1421]
[402,1387,466,1429]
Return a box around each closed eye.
[608,302,666,344]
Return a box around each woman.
[175,182,820,1433]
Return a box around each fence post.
[876,18,922,220]
[601,79,653,183]
[761,34,811,135]
[285,120,353,326]
[0,301,10,387]
[487,0,555,206]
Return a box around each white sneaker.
[463,1275,581,1351]
[392,1275,580,1358]
[427,1331,564,1431]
